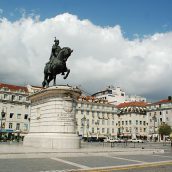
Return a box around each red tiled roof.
[0,83,28,93]
[117,101,148,108]
[148,99,172,106]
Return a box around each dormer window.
[19,96,22,101]
[11,95,15,101]
[4,94,8,99]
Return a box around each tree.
[158,123,172,136]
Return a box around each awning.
[0,129,14,133]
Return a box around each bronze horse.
[42,47,73,87]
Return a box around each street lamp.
[152,113,157,142]
[81,115,86,139]
[0,109,6,140]
[95,120,99,140]
[152,114,157,134]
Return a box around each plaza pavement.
[0,142,171,172]
[0,141,165,157]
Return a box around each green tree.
[158,123,172,136]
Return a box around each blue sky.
[0,0,172,38]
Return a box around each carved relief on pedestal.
[63,100,73,113]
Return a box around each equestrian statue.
[42,38,73,87]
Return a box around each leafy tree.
[158,123,172,136]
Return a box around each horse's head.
[61,47,73,61]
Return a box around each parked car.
[104,138,119,143]
[128,139,144,143]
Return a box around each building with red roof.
[116,101,148,139]
[0,82,30,141]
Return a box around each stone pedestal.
[24,85,81,149]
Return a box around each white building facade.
[92,85,146,105]
[117,102,148,139]
[146,97,172,141]
[0,83,30,140]
[76,96,118,141]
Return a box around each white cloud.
[0,13,172,100]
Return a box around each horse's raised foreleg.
[63,68,70,79]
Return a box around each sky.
[0,0,172,102]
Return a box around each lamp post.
[81,115,86,140]
[153,114,157,134]
[0,109,6,141]
[95,120,99,140]
[152,113,157,142]
[86,123,89,141]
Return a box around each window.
[143,121,146,125]
[92,112,94,118]
[9,123,12,128]
[16,123,20,130]
[112,128,114,133]
[4,94,7,99]
[86,119,89,125]
[81,110,84,114]
[125,121,128,125]
[1,111,5,118]
[102,113,105,118]
[19,96,22,101]
[25,105,29,109]
[23,124,28,131]
[102,119,105,125]
[112,121,114,125]
[136,120,138,125]
[24,114,28,120]
[166,111,168,114]
[10,113,14,118]
[17,114,21,119]
[129,120,132,125]
[122,121,124,125]
[102,128,105,133]
[92,119,94,125]
[108,90,112,94]
[92,128,94,133]
[86,111,89,115]
[107,128,109,134]
[11,95,15,101]
[140,121,142,125]
[160,111,162,115]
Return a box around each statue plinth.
[24,85,81,149]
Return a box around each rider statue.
[42,37,73,87]
[47,37,63,74]
[49,37,61,64]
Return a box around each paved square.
[0,158,79,172]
